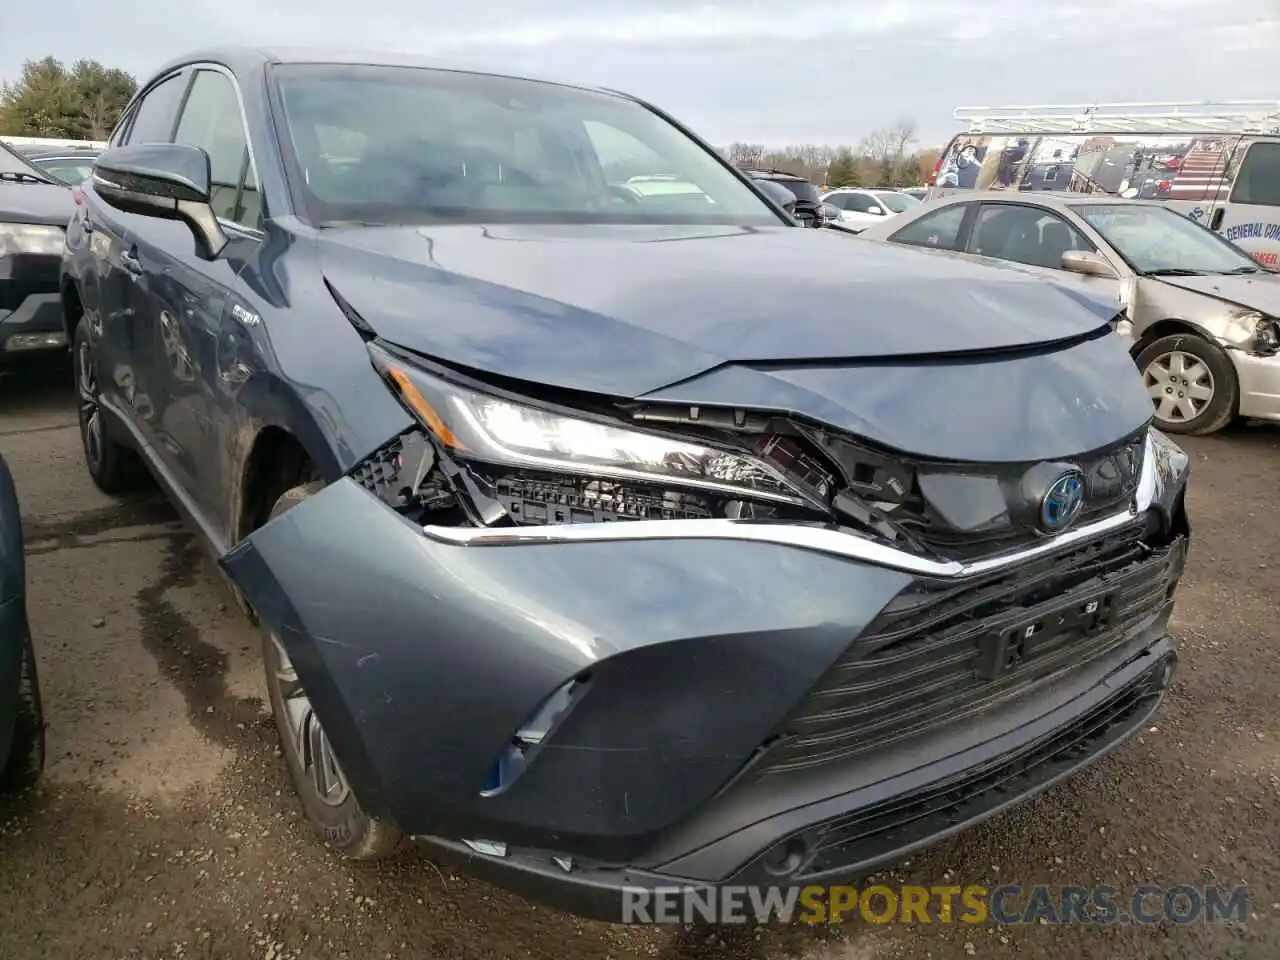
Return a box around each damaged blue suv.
[61,48,1191,919]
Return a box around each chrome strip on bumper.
[423,433,1161,579]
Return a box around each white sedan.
[821,188,920,230]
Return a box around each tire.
[1134,333,1238,436]
[0,630,45,793]
[260,482,407,860]
[72,315,146,494]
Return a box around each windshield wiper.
[1221,265,1261,274]
[1142,268,1205,277]
[0,170,58,186]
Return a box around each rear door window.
[890,204,968,250]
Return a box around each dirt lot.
[0,356,1276,960]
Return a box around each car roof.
[927,190,1165,211]
[146,46,613,98]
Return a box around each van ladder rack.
[953,101,1280,137]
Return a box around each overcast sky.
[3,0,1277,148]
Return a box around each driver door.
[964,201,1127,312]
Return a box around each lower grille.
[791,654,1169,880]
[757,521,1183,776]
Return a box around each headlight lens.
[368,342,815,507]
[0,222,65,257]
[1252,314,1279,356]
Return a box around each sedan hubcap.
[269,632,351,807]
[1143,350,1214,424]
[76,339,103,464]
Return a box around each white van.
[928,101,1280,267]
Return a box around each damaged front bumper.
[221,430,1190,921]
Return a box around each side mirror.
[92,144,229,259]
[868,206,885,215]
[1061,250,1120,279]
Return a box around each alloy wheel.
[1143,350,1215,424]
[76,338,103,466]
[268,631,352,807]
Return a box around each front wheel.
[1135,333,1238,436]
[260,482,407,860]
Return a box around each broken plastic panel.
[481,676,590,797]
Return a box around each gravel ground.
[0,356,1276,960]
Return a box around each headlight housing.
[366,342,824,512]
[0,222,65,258]
[1250,313,1279,356]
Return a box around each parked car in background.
[64,47,1190,921]
[742,168,825,225]
[856,192,1280,435]
[0,451,44,793]
[18,146,100,186]
[821,187,919,230]
[0,142,75,360]
[899,186,929,201]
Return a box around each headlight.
[367,342,817,508]
[1251,314,1279,356]
[0,222,64,257]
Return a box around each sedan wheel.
[1134,333,1238,436]
[1143,349,1214,425]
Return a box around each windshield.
[1073,203,1261,275]
[875,192,918,213]
[271,63,784,226]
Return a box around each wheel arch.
[1130,317,1218,358]
[225,371,351,548]
[60,276,84,343]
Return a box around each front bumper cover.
[221,429,1190,918]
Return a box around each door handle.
[1209,208,1225,231]
[120,247,143,276]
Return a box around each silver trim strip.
[421,434,1160,579]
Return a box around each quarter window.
[173,69,262,230]
[890,205,967,250]
[1229,142,1280,207]
[124,72,187,145]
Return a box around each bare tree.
[727,141,766,166]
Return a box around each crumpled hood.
[1153,271,1280,317]
[318,223,1120,399]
